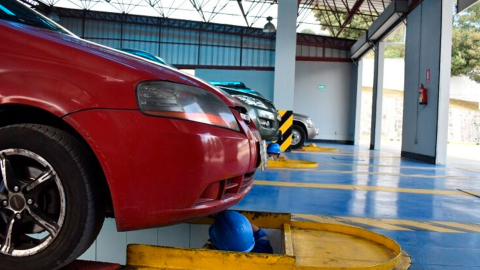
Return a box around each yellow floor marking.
[295,214,411,231]
[433,221,480,233]
[317,162,448,171]
[294,214,470,233]
[294,214,349,226]
[380,219,462,233]
[292,151,400,158]
[340,217,413,231]
[268,167,480,180]
[254,180,467,196]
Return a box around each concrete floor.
[234,143,480,270]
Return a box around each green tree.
[313,4,480,81]
[452,5,480,82]
[300,28,316,34]
[384,25,405,59]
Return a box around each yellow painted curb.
[290,221,405,270]
[267,158,318,168]
[126,211,410,270]
[300,143,339,152]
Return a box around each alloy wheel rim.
[292,129,301,146]
[0,149,66,257]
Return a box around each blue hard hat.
[209,211,255,252]
[267,143,281,154]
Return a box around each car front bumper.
[307,127,319,140]
[64,109,258,231]
[247,107,279,141]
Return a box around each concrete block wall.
[360,88,480,143]
[362,58,480,109]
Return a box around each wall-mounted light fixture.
[263,16,276,33]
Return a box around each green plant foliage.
[452,4,480,82]
[312,4,480,81]
[300,28,316,34]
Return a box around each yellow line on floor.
[293,214,472,233]
[294,214,349,226]
[268,167,480,180]
[381,219,462,233]
[293,151,399,158]
[433,221,480,233]
[254,180,467,196]
[317,162,448,171]
[339,217,413,231]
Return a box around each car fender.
[0,72,95,117]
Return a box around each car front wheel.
[0,124,105,270]
[291,124,306,149]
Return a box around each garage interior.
[2,0,480,269]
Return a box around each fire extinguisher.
[419,84,427,105]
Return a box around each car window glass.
[0,0,69,34]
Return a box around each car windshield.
[0,0,69,34]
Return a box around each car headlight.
[232,95,268,110]
[307,118,314,128]
[136,81,240,131]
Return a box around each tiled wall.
[79,218,283,264]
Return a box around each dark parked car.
[0,1,261,269]
[210,82,280,141]
[210,82,318,148]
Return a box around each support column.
[370,42,385,150]
[273,0,297,110]
[401,0,452,164]
[352,60,363,146]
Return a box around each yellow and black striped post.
[277,110,293,152]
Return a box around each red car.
[0,1,261,269]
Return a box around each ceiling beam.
[237,0,250,27]
[335,0,365,37]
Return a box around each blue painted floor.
[234,143,480,269]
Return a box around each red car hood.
[4,21,240,107]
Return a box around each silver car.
[292,113,319,149]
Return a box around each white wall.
[195,69,275,100]
[362,59,405,91]
[450,76,480,106]
[294,61,355,141]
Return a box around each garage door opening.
[360,24,406,154]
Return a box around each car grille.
[240,171,255,192]
[234,106,251,127]
[194,171,256,205]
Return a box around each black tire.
[291,124,306,149]
[0,124,105,270]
